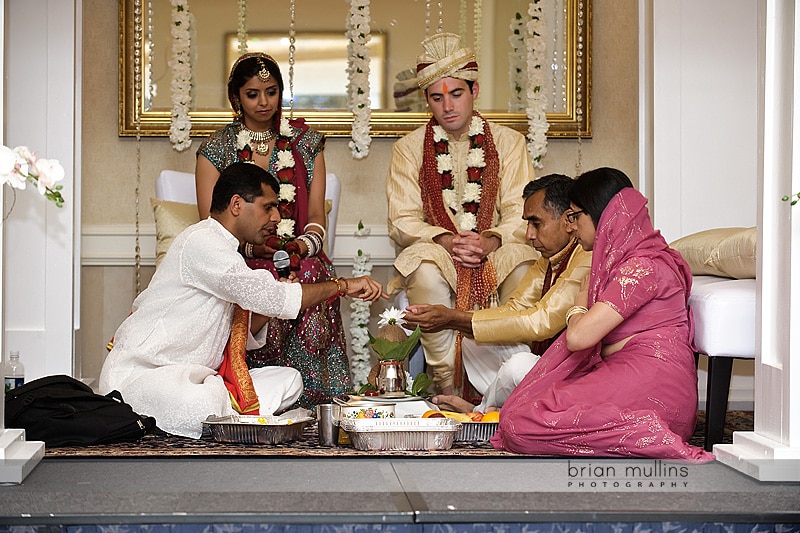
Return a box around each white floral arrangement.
[235,130,252,158]
[346,0,372,159]
[349,220,373,387]
[525,0,549,168]
[459,0,468,41]
[0,145,65,209]
[508,12,527,112]
[473,0,483,69]
[168,0,193,152]
[237,0,248,55]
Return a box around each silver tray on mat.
[454,421,499,442]
[339,417,461,451]
[203,413,313,445]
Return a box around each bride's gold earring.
[232,97,242,119]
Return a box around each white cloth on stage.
[250,366,303,416]
[473,351,540,413]
[461,338,539,411]
[99,217,304,438]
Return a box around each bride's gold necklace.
[242,125,276,156]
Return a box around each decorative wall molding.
[81,223,398,268]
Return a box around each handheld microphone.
[273,249,292,279]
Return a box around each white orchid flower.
[0,145,23,188]
[32,158,65,193]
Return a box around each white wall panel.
[649,0,758,243]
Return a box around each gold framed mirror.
[119,0,591,138]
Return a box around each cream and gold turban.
[415,32,479,90]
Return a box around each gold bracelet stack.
[566,305,589,324]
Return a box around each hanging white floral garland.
[349,221,373,387]
[168,0,193,152]
[508,12,527,112]
[458,0,468,42]
[346,0,372,159]
[473,0,482,63]
[236,0,248,55]
[525,0,548,168]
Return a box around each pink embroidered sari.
[491,188,714,462]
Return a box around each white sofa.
[689,275,756,451]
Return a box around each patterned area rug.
[43,411,753,458]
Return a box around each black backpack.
[5,374,156,447]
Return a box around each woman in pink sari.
[491,167,713,462]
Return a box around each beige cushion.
[150,198,200,267]
[149,198,332,267]
[670,227,757,279]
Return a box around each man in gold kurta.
[387,33,538,395]
[404,175,592,412]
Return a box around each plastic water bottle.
[4,351,25,392]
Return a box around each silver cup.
[316,403,339,446]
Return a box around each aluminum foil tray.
[454,421,499,442]
[339,417,461,451]
[203,414,313,445]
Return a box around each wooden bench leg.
[704,356,734,451]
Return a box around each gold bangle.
[566,305,589,324]
[332,277,347,298]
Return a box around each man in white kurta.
[100,162,386,438]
